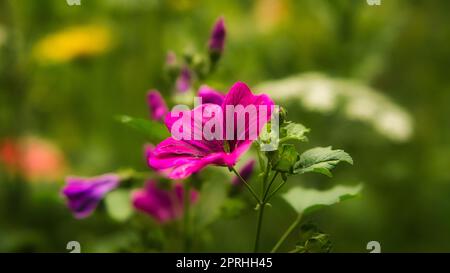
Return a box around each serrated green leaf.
[282,184,362,215]
[117,115,169,142]
[104,189,133,222]
[281,122,310,143]
[294,146,353,177]
[273,144,299,173]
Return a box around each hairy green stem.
[271,213,302,253]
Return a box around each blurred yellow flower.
[33,25,112,64]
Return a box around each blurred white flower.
[256,73,413,142]
[302,80,336,112]
[345,97,378,121]
[374,110,412,142]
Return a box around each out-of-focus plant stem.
[231,167,261,204]
[271,213,302,253]
[183,180,191,252]
[253,161,272,253]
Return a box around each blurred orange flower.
[0,137,67,182]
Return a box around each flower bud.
[208,17,226,63]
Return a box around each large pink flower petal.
[164,104,224,153]
[198,85,225,105]
[148,138,225,179]
[221,82,275,150]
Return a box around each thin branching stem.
[231,167,262,205]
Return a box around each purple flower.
[208,17,226,54]
[147,82,274,179]
[62,174,120,219]
[232,160,255,186]
[147,90,169,121]
[176,66,192,93]
[132,180,199,224]
[198,85,225,105]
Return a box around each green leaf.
[194,176,229,228]
[117,115,169,142]
[291,224,332,253]
[104,189,133,222]
[282,184,362,215]
[280,122,310,143]
[294,146,353,177]
[220,198,246,219]
[273,144,299,173]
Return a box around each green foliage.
[220,198,246,219]
[282,184,362,215]
[280,122,310,144]
[291,224,332,253]
[261,120,309,174]
[258,121,309,152]
[117,115,169,142]
[194,177,229,229]
[272,144,299,173]
[294,146,353,177]
[6,0,445,252]
[104,189,133,222]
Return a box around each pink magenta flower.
[232,160,256,186]
[147,82,274,179]
[132,180,199,224]
[147,90,169,121]
[208,17,226,54]
[62,173,120,219]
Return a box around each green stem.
[253,161,272,253]
[262,160,270,195]
[271,214,302,253]
[262,172,279,202]
[183,181,191,252]
[231,167,262,204]
[265,179,287,203]
[254,203,265,253]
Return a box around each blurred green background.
[1,0,450,252]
